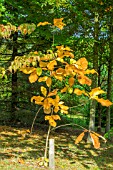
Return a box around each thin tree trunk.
[88,12,99,132]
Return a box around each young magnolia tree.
[1,18,112,165]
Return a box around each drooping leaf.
[47,60,57,70]
[75,132,85,144]
[54,106,59,113]
[68,77,75,87]
[90,133,100,149]
[46,77,52,87]
[20,67,36,74]
[41,86,47,97]
[49,118,57,127]
[96,98,112,107]
[89,87,106,99]
[29,71,38,83]
[44,107,51,114]
[43,98,51,110]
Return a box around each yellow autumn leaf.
[53,18,66,30]
[49,118,57,127]
[39,61,48,68]
[52,115,61,120]
[45,115,51,120]
[74,88,88,96]
[61,109,68,114]
[53,72,63,81]
[37,21,50,27]
[47,60,57,70]
[85,69,98,75]
[44,107,51,114]
[46,77,52,87]
[90,133,100,149]
[43,98,51,110]
[38,76,48,82]
[54,106,59,113]
[59,105,69,110]
[95,98,112,107]
[89,87,106,99]
[61,87,68,93]
[69,77,75,87]
[75,132,85,144]
[29,71,38,83]
[41,86,47,97]
[31,96,44,105]
[48,89,58,97]
[20,67,36,74]
[78,75,92,86]
[56,68,65,75]
[76,58,88,70]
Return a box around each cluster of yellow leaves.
[31,88,69,127]
[75,129,107,149]
[37,18,65,30]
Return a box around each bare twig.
[30,106,43,134]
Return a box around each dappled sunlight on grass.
[0,125,113,170]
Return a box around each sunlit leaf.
[56,68,65,75]
[41,86,47,97]
[31,96,44,105]
[52,115,61,120]
[68,77,75,87]
[59,105,69,110]
[37,21,50,27]
[49,118,56,127]
[46,77,52,87]
[74,88,88,96]
[48,89,58,97]
[39,61,48,68]
[61,87,67,93]
[53,18,66,30]
[54,106,59,113]
[29,71,38,83]
[67,87,73,94]
[36,67,42,76]
[85,69,98,75]
[20,67,36,74]
[47,60,57,70]
[44,107,51,114]
[95,98,112,107]
[75,132,85,144]
[78,75,92,86]
[61,109,68,114]
[38,76,48,82]
[89,87,106,99]
[76,58,88,70]
[90,133,100,149]
[43,98,51,110]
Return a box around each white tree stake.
[49,139,55,170]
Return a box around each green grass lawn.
[0,125,113,170]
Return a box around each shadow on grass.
[0,125,113,170]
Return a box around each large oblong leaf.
[29,71,38,83]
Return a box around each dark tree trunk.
[11,32,18,121]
